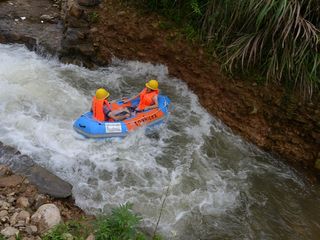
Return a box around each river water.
[1,44,320,239]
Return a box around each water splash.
[0,44,320,239]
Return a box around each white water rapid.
[1,44,320,239]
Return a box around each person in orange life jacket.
[91,88,130,121]
[123,79,159,112]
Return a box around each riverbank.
[0,165,87,239]
[92,0,320,181]
[0,0,319,183]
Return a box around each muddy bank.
[84,0,320,180]
[0,0,319,181]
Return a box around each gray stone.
[24,165,73,198]
[0,210,8,218]
[34,194,47,210]
[17,210,30,223]
[31,204,61,233]
[0,200,10,210]
[1,226,19,237]
[10,212,18,225]
[7,196,15,203]
[16,197,30,208]
[26,225,38,235]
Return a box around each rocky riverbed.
[0,0,319,181]
[0,165,87,239]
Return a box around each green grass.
[125,0,320,98]
[42,203,162,240]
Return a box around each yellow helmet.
[95,88,110,100]
[145,79,159,90]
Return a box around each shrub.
[95,203,146,240]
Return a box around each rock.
[76,43,95,56]
[69,2,83,18]
[0,200,11,210]
[14,220,26,227]
[0,165,12,177]
[89,27,98,33]
[24,165,72,198]
[10,212,18,225]
[1,226,19,237]
[17,210,31,223]
[0,175,23,187]
[7,196,15,203]
[0,210,8,218]
[31,204,62,233]
[16,197,30,208]
[77,0,101,7]
[40,14,57,23]
[33,194,47,210]
[86,233,95,240]
[64,28,86,44]
[26,225,38,235]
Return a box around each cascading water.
[1,44,320,239]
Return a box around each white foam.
[0,44,315,239]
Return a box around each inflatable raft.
[73,95,171,138]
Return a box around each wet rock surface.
[0,142,72,198]
[0,0,63,54]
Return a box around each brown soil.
[92,0,320,181]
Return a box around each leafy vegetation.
[95,203,146,240]
[42,203,160,240]
[128,0,320,97]
[43,219,90,240]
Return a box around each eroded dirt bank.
[89,0,320,180]
[0,0,319,181]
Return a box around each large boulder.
[3,150,72,198]
[31,204,62,233]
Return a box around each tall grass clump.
[129,0,320,98]
[201,0,320,97]
[95,203,147,240]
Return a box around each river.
[1,44,320,239]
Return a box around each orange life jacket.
[92,96,112,121]
[137,88,159,111]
